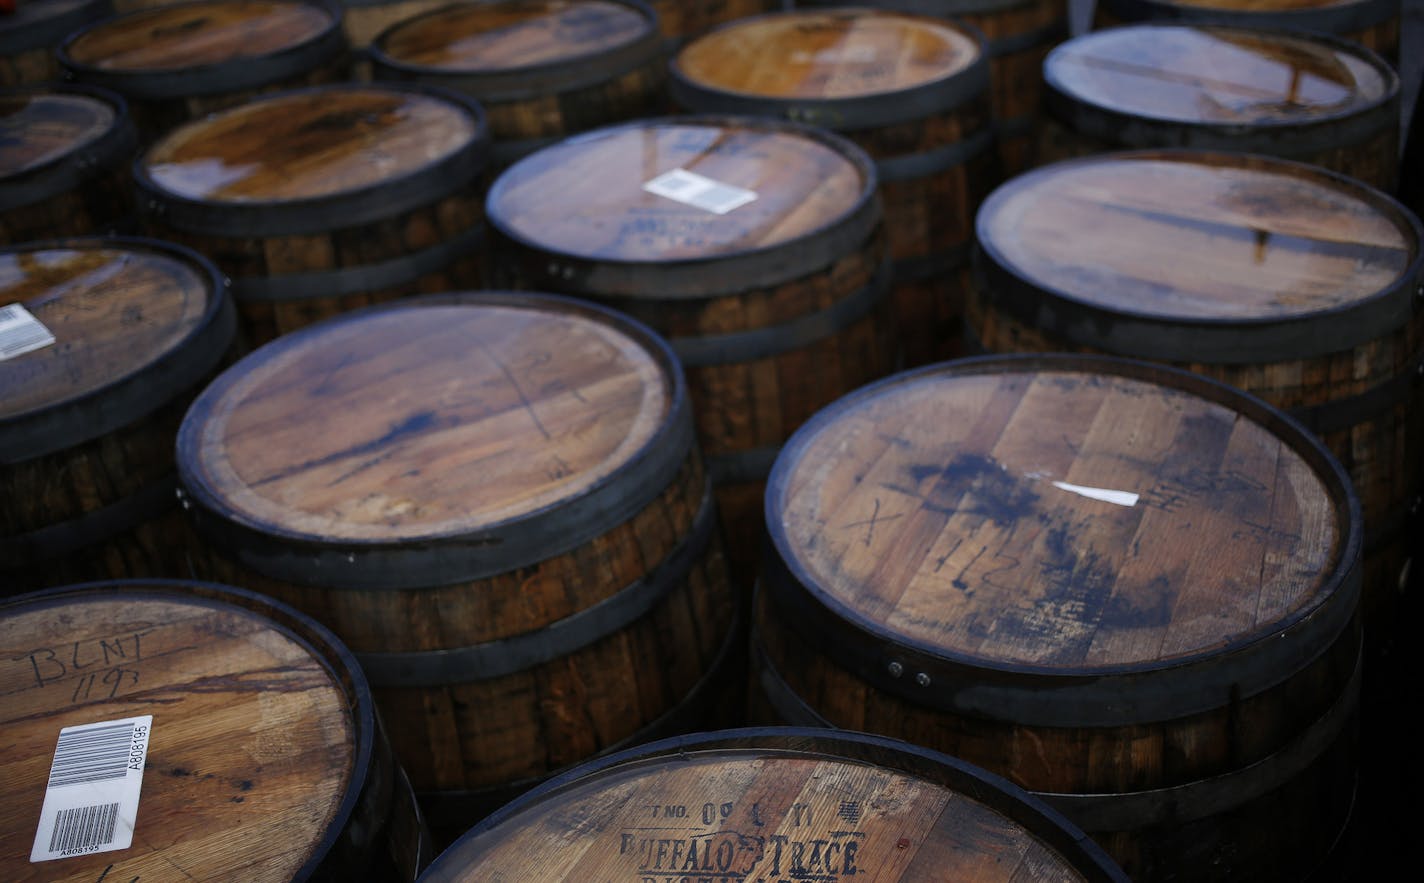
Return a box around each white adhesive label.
[643,168,758,215]
[0,303,56,361]
[1052,481,1139,508]
[31,716,152,863]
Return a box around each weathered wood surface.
[0,580,429,881]
[1040,24,1400,189]
[371,0,665,169]
[60,0,350,142]
[137,84,488,345]
[753,355,1361,880]
[0,0,113,86]
[487,117,894,587]
[1093,0,1401,62]
[175,294,735,825]
[341,0,453,48]
[672,8,994,368]
[421,729,1130,882]
[798,0,1070,175]
[970,150,1421,643]
[650,0,777,41]
[1,239,234,592]
[0,87,136,242]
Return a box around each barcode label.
[642,168,758,215]
[0,303,56,361]
[31,716,152,862]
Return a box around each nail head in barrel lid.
[175,291,691,588]
[136,82,489,237]
[419,727,1130,882]
[764,354,1360,722]
[485,116,880,296]
[973,150,1422,362]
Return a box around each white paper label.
[642,168,758,215]
[1052,481,1140,508]
[31,716,152,863]
[0,303,56,361]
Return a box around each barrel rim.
[798,0,1043,15]
[174,290,697,589]
[1098,0,1399,37]
[0,82,137,212]
[0,576,378,883]
[422,726,1131,883]
[484,113,883,299]
[667,6,992,131]
[368,0,662,100]
[132,81,490,238]
[0,0,114,55]
[971,148,1423,362]
[0,235,233,464]
[1042,22,1401,137]
[57,0,350,101]
[763,352,1364,680]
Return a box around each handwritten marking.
[843,498,902,547]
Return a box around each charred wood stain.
[899,453,1041,527]
[250,409,438,487]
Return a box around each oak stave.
[751,353,1363,881]
[174,292,738,833]
[670,8,997,369]
[59,0,353,145]
[135,82,490,346]
[0,578,431,881]
[1,237,235,592]
[0,0,114,86]
[1039,24,1401,190]
[649,0,779,42]
[369,0,666,171]
[1,84,137,242]
[420,727,1131,882]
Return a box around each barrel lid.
[486,116,879,296]
[766,355,1358,684]
[59,0,345,99]
[974,150,1421,361]
[0,0,113,54]
[424,727,1128,882]
[1045,24,1396,130]
[371,0,658,92]
[136,83,489,236]
[0,579,370,882]
[0,237,232,463]
[0,88,118,181]
[1099,0,1397,35]
[670,8,987,128]
[177,292,692,588]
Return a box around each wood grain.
[649,0,777,41]
[0,580,426,881]
[423,731,1128,882]
[175,295,736,818]
[1,240,232,591]
[0,88,135,241]
[754,356,1360,881]
[0,0,113,86]
[1040,24,1400,188]
[671,8,996,368]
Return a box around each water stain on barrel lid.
[768,357,1354,670]
[141,85,479,203]
[375,0,653,71]
[487,119,871,263]
[1046,24,1394,125]
[179,296,673,542]
[0,90,116,177]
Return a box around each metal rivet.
[886,661,903,678]
[915,672,931,687]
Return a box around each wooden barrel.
[1039,23,1400,190]
[1094,0,1401,64]
[0,0,112,86]
[670,8,993,370]
[1,84,137,242]
[968,150,1421,654]
[486,116,894,592]
[752,354,1363,881]
[135,82,489,347]
[338,0,450,48]
[58,0,351,146]
[1,237,235,593]
[369,0,665,171]
[420,727,1129,882]
[798,0,1071,175]
[649,0,778,43]
[0,578,432,881]
[174,292,737,833]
